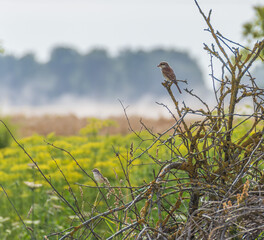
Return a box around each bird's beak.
[157,64,160,68]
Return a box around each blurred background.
[0,0,263,118]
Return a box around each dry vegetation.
[9,114,181,137]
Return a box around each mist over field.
[1,47,263,118]
[1,93,216,119]
[0,47,215,117]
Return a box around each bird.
[92,168,108,185]
[157,61,182,94]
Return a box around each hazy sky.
[0,0,263,116]
[0,0,263,81]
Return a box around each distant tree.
[117,50,149,98]
[0,47,206,104]
[79,49,113,97]
[17,54,38,81]
[47,47,81,93]
[243,5,264,43]
[242,5,264,88]
[0,55,17,86]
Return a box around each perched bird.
[92,168,108,184]
[157,61,182,94]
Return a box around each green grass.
[0,127,172,239]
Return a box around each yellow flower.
[52,140,73,150]
[10,164,29,172]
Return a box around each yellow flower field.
[0,118,172,239]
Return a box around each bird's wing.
[163,68,176,81]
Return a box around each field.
[0,115,176,239]
[9,114,178,137]
[1,113,263,239]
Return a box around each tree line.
[0,47,206,104]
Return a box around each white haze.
[1,93,216,119]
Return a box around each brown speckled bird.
[157,61,182,94]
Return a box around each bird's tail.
[173,80,182,94]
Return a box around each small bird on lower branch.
[157,61,182,94]
[92,168,109,185]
